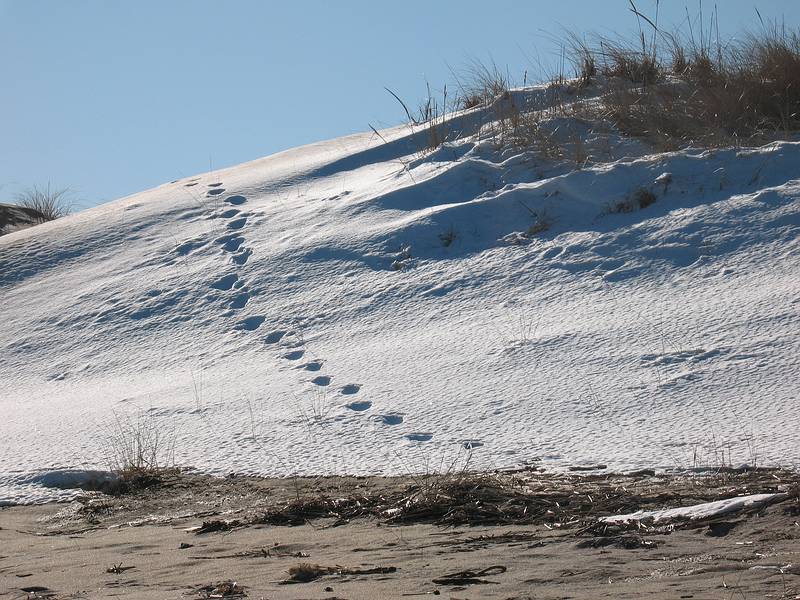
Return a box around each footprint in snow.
[284,349,305,360]
[231,248,252,265]
[300,361,323,372]
[227,217,247,230]
[264,330,287,344]
[346,400,372,412]
[173,239,207,256]
[210,273,239,291]
[218,208,240,219]
[311,375,332,386]
[378,414,403,425]
[218,235,245,253]
[229,292,250,310]
[405,433,433,442]
[207,188,226,197]
[339,383,361,395]
[234,315,266,331]
[225,195,247,205]
[208,182,223,187]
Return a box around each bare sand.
[1,469,798,599]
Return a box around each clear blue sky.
[2,1,798,209]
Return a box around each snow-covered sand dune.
[2,86,799,504]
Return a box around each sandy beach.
[2,469,798,599]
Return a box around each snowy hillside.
[2,85,799,505]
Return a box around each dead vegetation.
[388,5,800,162]
[195,580,247,598]
[102,410,177,493]
[14,183,74,222]
[246,467,798,530]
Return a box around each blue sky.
[2,1,798,209]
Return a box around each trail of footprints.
[262,327,412,432]
[181,179,473,447]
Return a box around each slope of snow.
[2,87,799,504]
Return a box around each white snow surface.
[601,493,785,523]
[2,87,799,504]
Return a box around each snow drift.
[1,85,799,504]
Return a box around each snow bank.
[601,493,786,523]
[2,86,799,504]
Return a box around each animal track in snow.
[225,195,247,205]
[227,217,248,230]
[217,234,245,253]
[284,349,305,360]
[405,433,433,442]
[346,400,372,411]
[231,248,252,265]
[235,315,265,331]
[641,348,724,367]
[311,375,332,386]
[210,274,239,290]
[300,361,323,371]
[378,414,403,425]
[264,330,287,344]
[229,293,250,310]
[173,239,207,256]
[339,384,361,395]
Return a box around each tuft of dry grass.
[15,184,74,222]
[102,411,176,491]
[455,59,510,110]
[587,23,800,149]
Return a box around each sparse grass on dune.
[15,183,74,222]
[391,5,800,158]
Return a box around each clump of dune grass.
[102,410,177,491]
[564,4,800,149]
[387,4,800,160]
[15,183,74,222]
